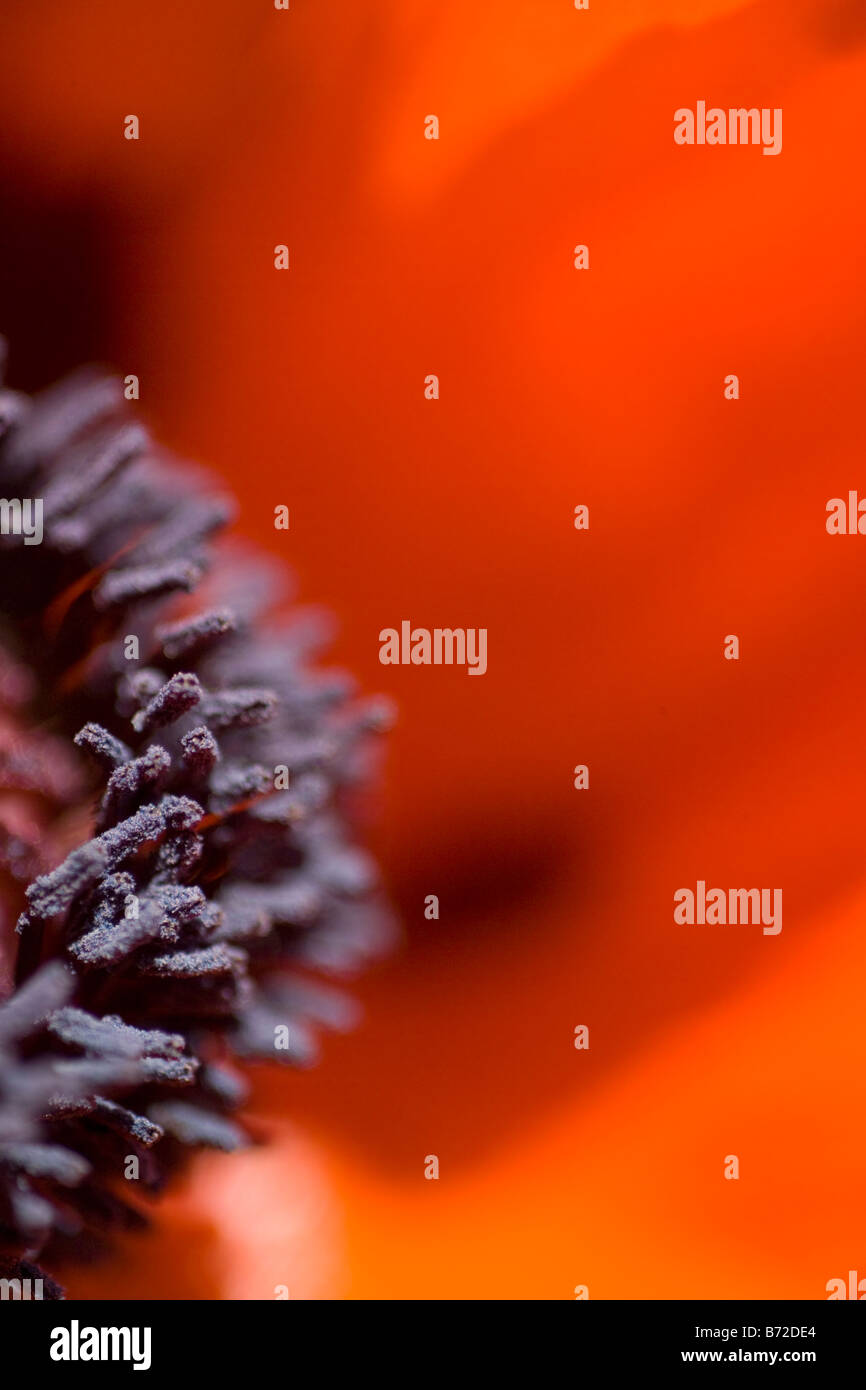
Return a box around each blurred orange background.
[1,0,865,1298]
